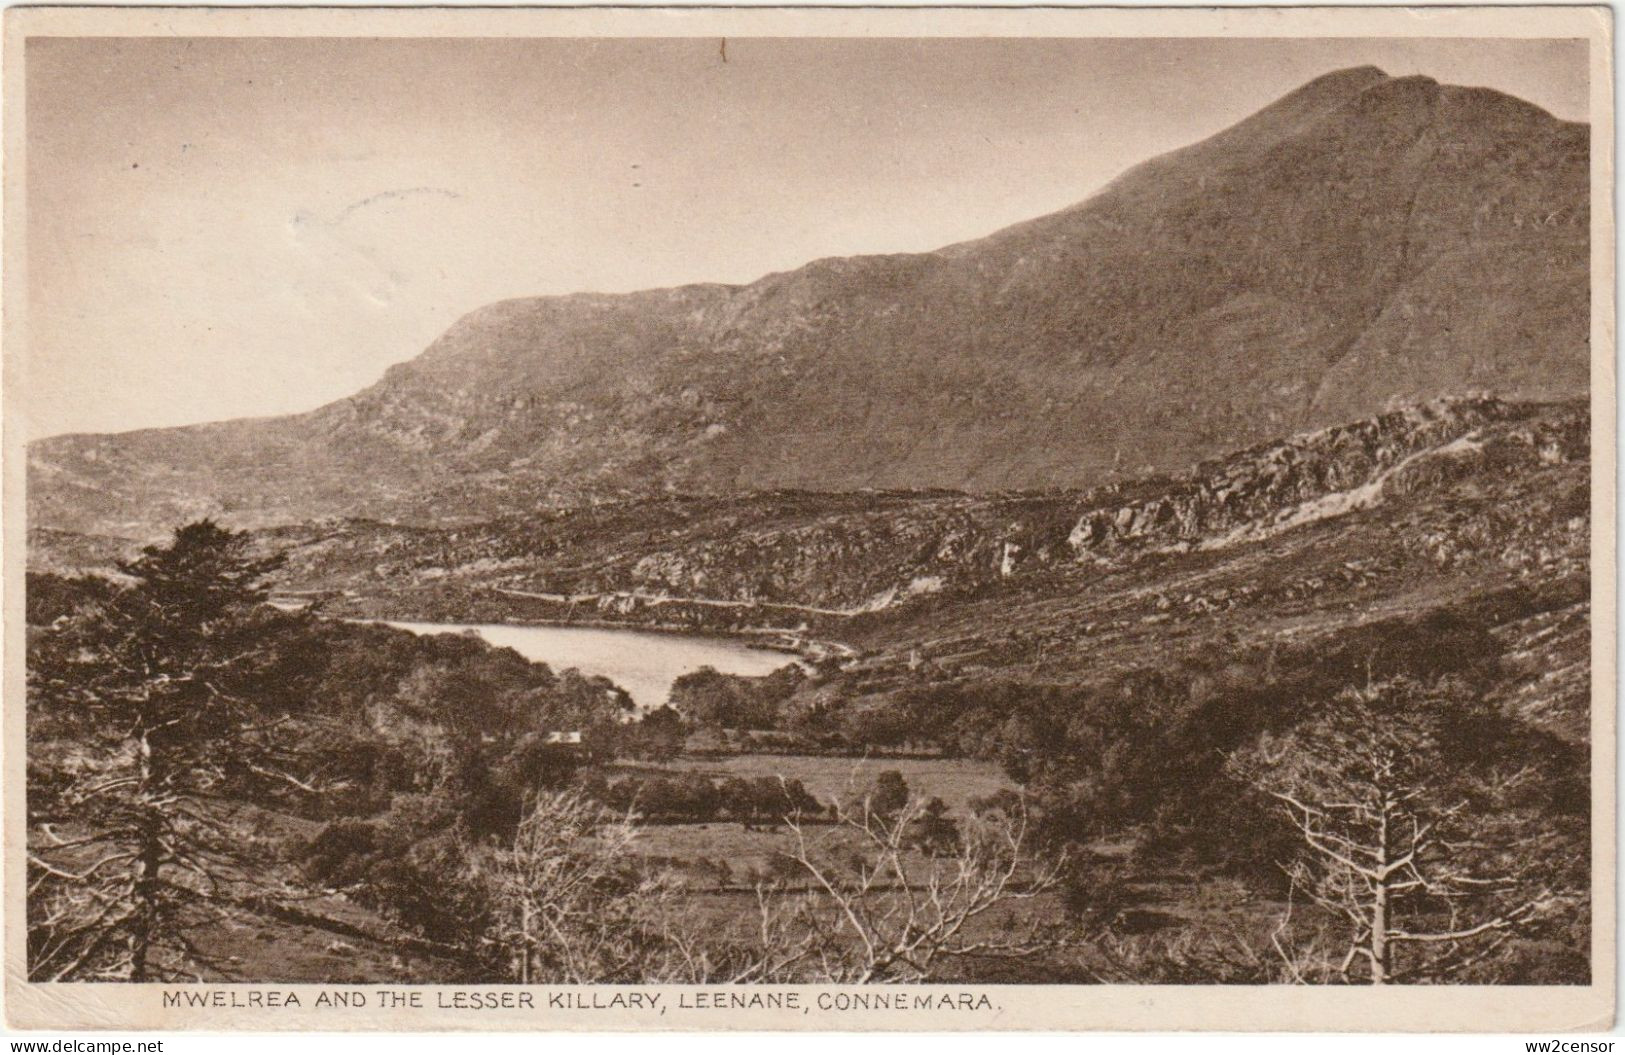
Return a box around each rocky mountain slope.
[30,396,1592,739]
[186,396,1574,617]
[838,399,1590,742]
[28,67,1588,537]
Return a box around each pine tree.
[28,521,318,981]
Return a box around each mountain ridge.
[28,66,1589,537]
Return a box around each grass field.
[598,753,1024,906]
[607,753,1013,814]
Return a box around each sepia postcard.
[1,4,1615,1033]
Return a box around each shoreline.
[273,597,856,662]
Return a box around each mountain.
[28,67,1589,538]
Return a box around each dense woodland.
[26,519,1588,985]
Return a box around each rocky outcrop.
[1062,398,1586,558]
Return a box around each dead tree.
[759,794,1064,983]
[1230,679,1556,984]
[484,790,723,983]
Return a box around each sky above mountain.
[26,36,1586,439]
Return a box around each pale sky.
[25,36,1587,439]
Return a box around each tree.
[27,521,320,981]
[668,666,788,730]
[1228,678,1557,984]
[906,796,960,857]
[866,770,910,818]
[623,705,685,761]
[716,776,819,829]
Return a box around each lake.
[382,620,798,710]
